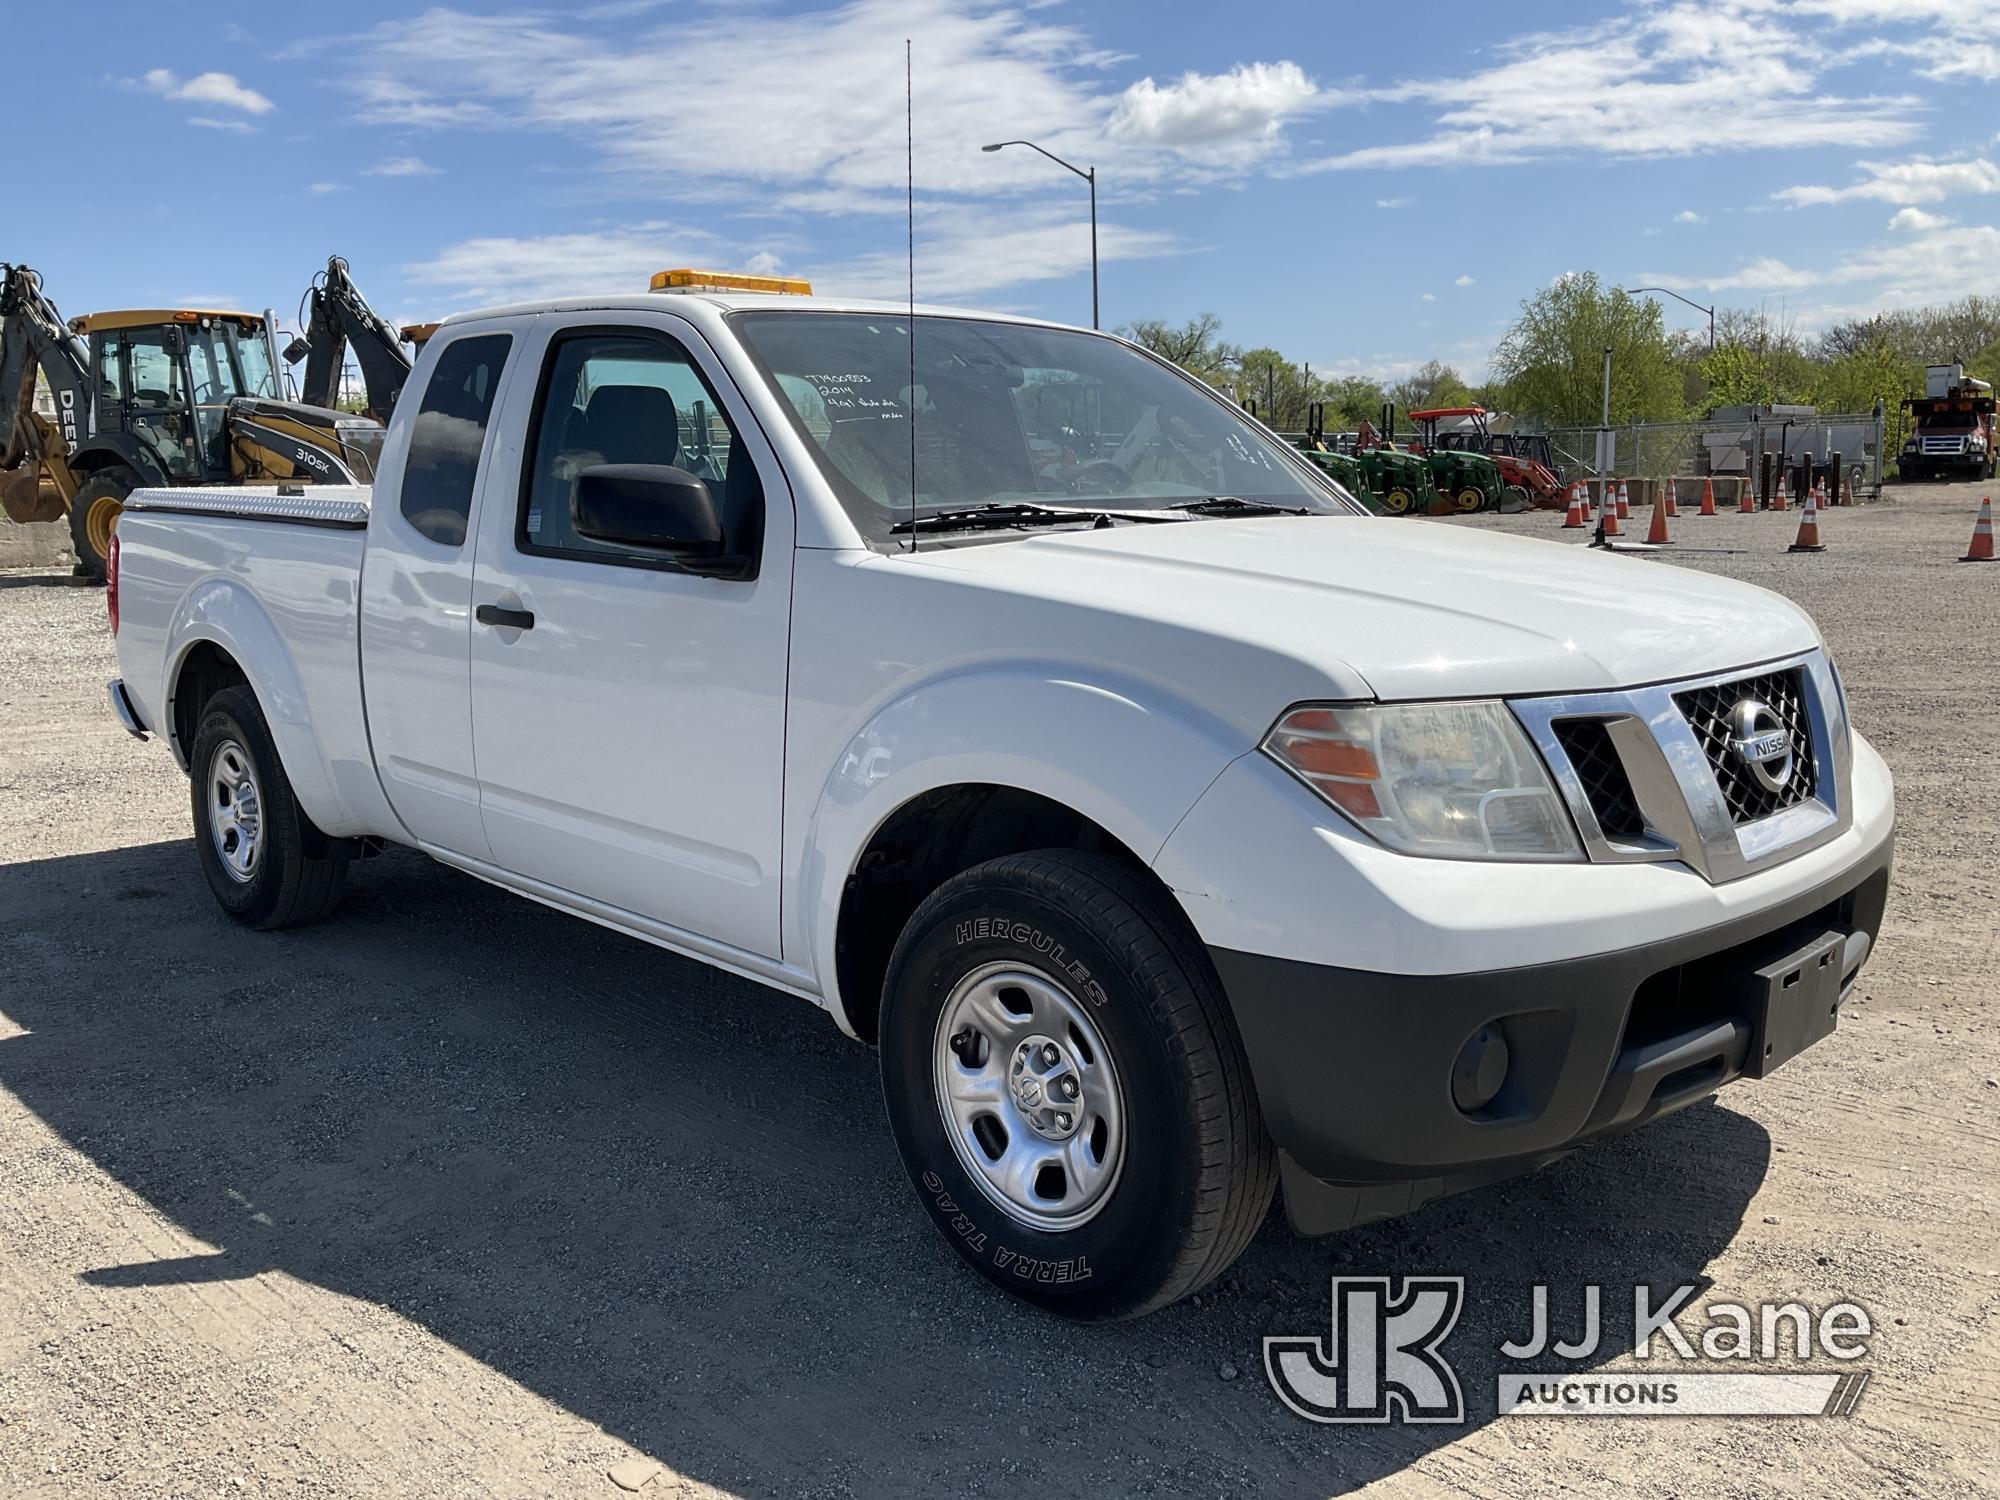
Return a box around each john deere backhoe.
[1,263,388,578]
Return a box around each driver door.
[466,312,794,958]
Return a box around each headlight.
[1264,701,1582,861]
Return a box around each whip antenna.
[906,37,918,552]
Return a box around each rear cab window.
[400,333,513,546]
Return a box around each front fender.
[164,579,356,834]
[799,663,1250,1034]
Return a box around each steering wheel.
[1067,458,1134,496]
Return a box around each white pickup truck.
[106,285,1895,1318]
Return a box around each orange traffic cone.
[1664,480,1679,518]
[1699,476,1717,516]
[1963,497,1997,562]
[1739,478,1756,514]
[1646,495,1673,545]
[1788,491,1825,552]
[1615,480,1631,520]
[1842,470,1856,507]
[1600,491,1623,538]
[1562,489,1587,529]
[1773,476,1788,511]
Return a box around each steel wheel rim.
[932,961,1127,1232]
[206,739,265,884]
[87,496,121,557]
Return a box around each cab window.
[400,333,512,547]
[518,329,763,569]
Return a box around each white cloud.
[1641,257,1820,293]
[308,182,344,195]
[1375,196,1412,209]
[1420,292,1436,302]
[1888,205,1951,230]
[1454,274,1475,286]
[1674,209,1706,223]
[187,117,255,133]
[1107,62,1316,150]
[406,227,709,303]
[325,2,1305,215]
[143,69,274,115]
[1645,222,2000,312]
[403,205,1174,309]
[1776,156,2000,206]
[366,155,441,177]
[1293,4,1921,175]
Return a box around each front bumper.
[1209,828,1892,1236]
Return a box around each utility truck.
[1898,364,1996,482]
[106,274,1895,1318]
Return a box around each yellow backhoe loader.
[1,263,388,578]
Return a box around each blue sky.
[12,0,2000,381]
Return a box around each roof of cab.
[426,292,1095,337]
[70,309,267,335]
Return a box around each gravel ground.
[0,484,1996,1499]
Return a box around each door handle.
[475,603,535,631]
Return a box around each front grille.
[1552,718,1645,839]
[1921,435,1967,454]
[1674,669,1817,824]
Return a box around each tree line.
[1126,273,2000,441]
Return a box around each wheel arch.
[162,584,353,832]
[805,665,1250,1042]
[67,434,169,488]
[832,783,1173,1045]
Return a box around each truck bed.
[114,484,388,838]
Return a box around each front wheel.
[879,850,1276,1319]
[1379,486,1418,516]
[1454,485,1486,513]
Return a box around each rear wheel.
[1454,484,1486,513]
[68,467,138,581]
[189,685,350,929]
[1379,486,1418,516]
[879,850,1276,1319]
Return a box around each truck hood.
[905,515,1821,702]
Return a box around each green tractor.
[1418,444,1505,513]
[1298,403,1429,515]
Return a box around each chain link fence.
[1539,409,1889,495]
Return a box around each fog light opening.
[1451,1022,1511,1114]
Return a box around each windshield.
[731,310,1357,545]
[230,324,281,399]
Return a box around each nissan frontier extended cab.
[106,282,1895,1318]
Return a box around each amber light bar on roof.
[649,268,813,296]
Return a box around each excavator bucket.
[0,463,61,524]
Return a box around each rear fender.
[799,664,1249,1031]
[164,579,352,832]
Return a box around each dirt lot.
[1,485,1996,1499]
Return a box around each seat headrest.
[584,384,680,467]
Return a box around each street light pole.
[1623,285,1717,350]
[982,139,1098,329]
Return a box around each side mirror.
[572,463,740,573]
[282,335,311,366]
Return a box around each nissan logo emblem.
[1727,698,1794,794]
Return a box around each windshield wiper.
[1165,495,1310,517]
[891,503,1181,536]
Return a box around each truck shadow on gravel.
[0,840,1772,1498]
